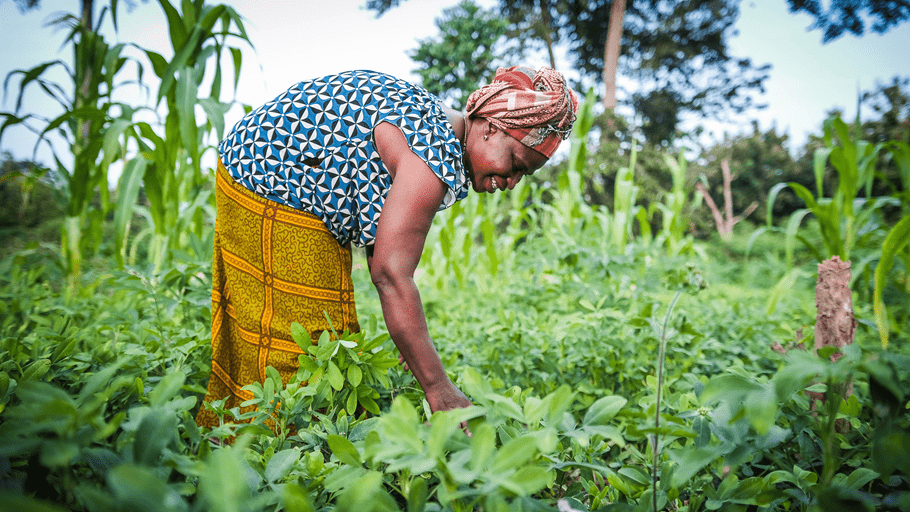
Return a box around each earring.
[483,134,488,141]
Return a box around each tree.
[409,0,512,110]
[368,0,770,145]
[861,76,910,145]
[786,0,910,42]
[859,77,909,203]
[547,0,769,143]
[602,0,625,110]
[0,152,63,229]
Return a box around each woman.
[196,66,577,429]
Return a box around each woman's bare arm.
[368,122,472,413]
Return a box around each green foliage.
[1,4,137,283]
[755,115,910,344]
[409,0,512,110]
[3,230,908,511]
[0,154,64,231]
[115,0,252,271]
[0,0,252,285]
[787,0,910,42]
[2,97,909,509]
[1,22,909,512]
[761,116,897,263]
[874,215,910,349]
[694,122,806,225]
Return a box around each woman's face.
[463,121,549,194]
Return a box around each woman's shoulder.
[298,70,418,93]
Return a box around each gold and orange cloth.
[195,162,360,429]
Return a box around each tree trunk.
[537,0,557,68]
[815,256,856,359]
[602,0,625,110]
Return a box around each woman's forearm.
[374,275,449,392]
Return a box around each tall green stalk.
[612,145,639,249]
[1,3,134,289]
[124,0,251,271]
[652,287,683,512]
[651,266,705,512]
[657,152,691,256]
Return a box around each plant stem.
[653,289,683,512]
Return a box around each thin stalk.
[653,288,683,512]
[820,379,847,487]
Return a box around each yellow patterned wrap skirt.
[195,161,360,429]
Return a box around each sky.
[0,0,908,169]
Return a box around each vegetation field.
[1,1,909,511]
[2,103,910,511]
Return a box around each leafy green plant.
[1,1,253,283]
[762,115,904,268]
[1,5,138,287]
[873,215,910,349]
[655,152,699,255]
[118,0,252,271]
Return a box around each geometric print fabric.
[219,70,471,247]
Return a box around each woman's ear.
[485,120,499,139]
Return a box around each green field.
[0,1,909,509]
[2,133,909,510]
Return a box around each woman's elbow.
[369,260,413,293]
[369,263,395,290]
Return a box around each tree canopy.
[409,1,512,110]
[786,0,910,41]
[369,0,771,145]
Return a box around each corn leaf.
[874,215,910,349]
[114,158,148,268]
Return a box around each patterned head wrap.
[465,66,578,158]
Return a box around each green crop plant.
[3,194,909,511]
[1,5,140,289]
[114,0,252,271]
[874,215,910,349]
[610,145,652,251]
[1,0,253,283]
[655,152,699,256]
[761,115,904,268]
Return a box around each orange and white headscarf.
[465,66,578,158]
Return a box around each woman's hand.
[425,379,474,437]
[424,379,473,413]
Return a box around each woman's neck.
[442,105,467,144]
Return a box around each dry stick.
[814,256,856,425]
[695,159,759,240]
[807,256,856,412]
[806,256,856,486]
[814,256,856,358]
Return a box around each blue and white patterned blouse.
[218,70,471,247]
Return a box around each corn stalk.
[1,2,134,289]
[116,0,251,270]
